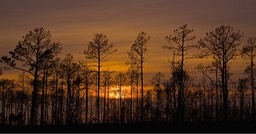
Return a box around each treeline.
[0,25,256,126]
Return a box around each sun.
[109,92,119,99]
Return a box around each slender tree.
[127,46,140,122]
[198,25,243,121]
[60,54,80,124]
[101,70,113,123]
[237,78,248,121]
[79,62,93,124]
[242,37,256,121]
[0,79,7,124]
[151,72,165,121]
[49,58,61,125]
[40,55,52,125]
[0,67,2,76]
[84,33,117,123]
[144,90,152,121]
[129,32,150,121]
[126,68,137,122]
[212,59,221,121]
[114,72,126,123]
[17,74,31,125]
[163,24,196,122]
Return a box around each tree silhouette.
[126,68,137,122]
[198,25,243,121]
[144,90,153,121]
[60,54,80,124]
[114,72,126,123]
[242,37,256,121]
[0,67,2,76]
[0,79,16,125]
[16,72,29,125]
[79,62,94,124]
[196,59,222,121]
[151,72,165,121]
[212,59,221,121]
[237,78,248,121]
[127,46,140,122]
[101,70,112,123]
[0,27,62,126]
[40,53,54,125]
[129,32,150,121]
[48,57,62,125]
[84,33,117,123]
[163,24,196,122]
[2,23,256,129]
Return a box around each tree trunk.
[51,83,55,125]
[45,70,49,124]
[55,72,58,125]
[41,66,46,125]
[119,85,122,123]
[85,72,89,125]
[1,83,5,124]
[107,76,110,123]
[177,33,185,122]
[173,75,176,121]
[251,57,255,121]
[97,54,101,123]
[215,66,219,121]
[240,89,244,121]
[30,67,39,126]
[60,78,64,124]
[103,78,106,123]
[140,53,144,122]
[222,58,228,121]
[130,73,133,122]
[136,71,139,122]
[21,73,25,125]
[66,76,71,124]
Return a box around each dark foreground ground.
[1,122,256,133]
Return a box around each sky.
[0,0,256,85]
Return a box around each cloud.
[0,0,256,82]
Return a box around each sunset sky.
[1,0,256,85]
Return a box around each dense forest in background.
[0,24,256,128]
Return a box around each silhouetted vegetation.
[1,25,256,132]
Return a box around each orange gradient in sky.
[0,0,256,84]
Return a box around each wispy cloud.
[0,0,256,82]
